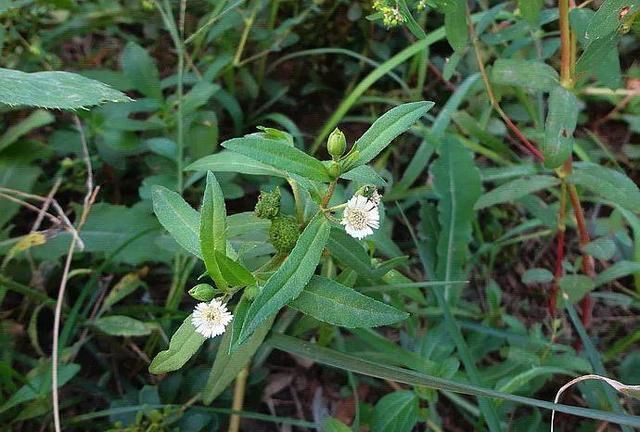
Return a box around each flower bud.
[269,215,300,254]
[188,283,215,301]
[327,128,346,160]
[327,161,341,180]
[255,188,281,220]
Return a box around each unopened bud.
[188,283,215,301]
[327,128,346,160]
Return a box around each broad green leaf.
[237,215,330,345]
[584,237,616,261]
[200,172,227,289]
[289,276,408,328]
[475,175,560,210]
[122,41,162,100]
[569,162,640,212]
[542,86,578,168]
[268,334,640,428]
[349,101,434,168]
[431,137,482,300]
[152,185,201,258]
[371,391,418,432]
[92,315,150,337]
[559,275,595,303]
[595,261,640,287]
[444,0,468,52]
[149,315,206,374]
[202,307,275,404]
[576,32,621,89]
[584,0,640,42]
[0,68,131,109]
[185,150,285,177]
[0,110,54,152]
[522,268,554,285]
[222,135,330,181]
[215,251,256,287]
[519,0,543,25]
[0,363,80,414]
[491,59,559,92]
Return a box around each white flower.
[192,298,233,338]
[341,195,380,240]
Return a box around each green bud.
[269,216,300,254]
[188,283,215,301]
[327,128,347,159]
[327,161,341,180]
[255,188,281,220]
[244,285,259,300]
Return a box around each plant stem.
[559,0,572,87]
[229,366,249,432]
[321,181,337,208]
[550,178,567,317]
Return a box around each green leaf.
[215,251,256,287]
[559,274,595,303]
[522,268,554,285]
[327,228,378,282]
[149,315,206,374]
[491,59,559,92]
[576,32,621,89]
[237,214,330,345]
[496,367,574,394]
[152,185,201,258]
[202,306,275,404]
[475,175,560,210]
[542,86,578,168]
[340,164,387,187]
[371,391,418,432]
[200,172,227,289]
[289,276,408,328]
[185,150,286,177]
[584,237,616,261]
[569,162,640,212]
[0,68,131,109]
[444,0,468,51]
[431,137,482,300]
[121,41,162,100]
[92,315,151,337]
[222,135,330,181]
[595,261,640,287]
[518,0,543,25]
[321,417,352,432]
[0,110,54,152]
[584,0,639,42]
[268,334,640,428]
[349,101,434,168]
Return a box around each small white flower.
[369,189,382,205]
[192,298,233,338]
[341,195,380,240]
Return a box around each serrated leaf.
[152,185,201,258]
[149,315,206,374]
[559,275,595,303]
[121,41,162,100]
[92,315,151,337]
[543,86,578,168]
[475,175,560,210]
[200,172,227,289]
[491,59,560,92]
[431,137,482,301]
[289,276,408,328]
[237,214,330,345]
[0,68,131,109]
[522,268,554,285]
[185,150,285,177]
[215,251,256,287]
[202,300,274,404]
[371,391,418,432]
[350,101,434,168]
[569,162,640,212]
[222,135,330,181]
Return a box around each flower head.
[192,298,233,338]
[341,195,380,240]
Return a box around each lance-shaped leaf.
[431,137,481,301]
[152,185,201,258]
[289,276,408,328]
[475,175,560,210]
[185,150,286,177]
[215,250,256,287]
[0,68,131,109]
[569,162,640,212]
[200,172,227,289]
[491,59,560,92]
[149,315,206,374]
[222,135,331,181]
[348,101,434,169]
[542,86,578,168]
[236,214,330,346]
[444,0,468,52]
